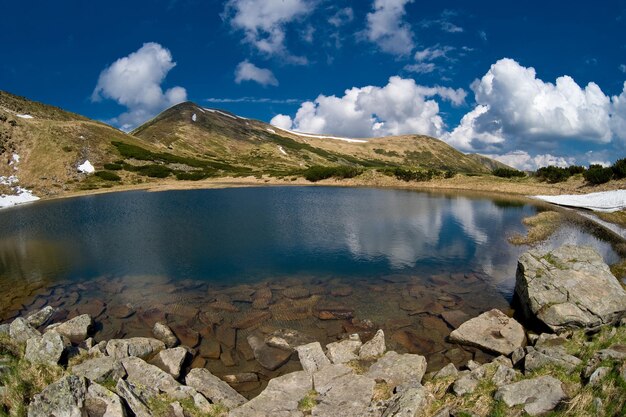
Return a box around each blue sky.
[2,0,626,169]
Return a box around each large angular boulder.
[71,356,126,383]
[47,314,93,343]
[149,347,188,379]
[359,329,386,360]
[265,328,315,351]
[120,356,181,393]
[25,331,69,366]
[495,376,567,416]
[325,335,362,364]
[366,351,427,388]
[516,245,626,332]
[28,375,87,417]
[247,333,293,371]
[185,368,247,409]
[116,379,155,417]
[312,364,376,417]
[382,383,433,417]
[449,309,525,356]
[152,322,178,348]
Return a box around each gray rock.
[313,364,354,395]
[229,370,311,417]
[495,375,567,416]
[588,366,610,386]
[26,306,56,328]
[247,333,293,371]
[515,245,626,332]
[433,363,458,379]
[359,329,386,360]
[492,355,513,368]
[121,356,181,393]
[492,364,517,387]
[524,346,582,372]
[149,346,188,379]
[185,368,247,409]
[366,351,427,388]
[9,317,41,343]
[465,360,480,371]
[326,336,362,364]
[0,323,9,336]
[534,333,568,348]
[85,382,127,417]
[106,337,165,359]
[152,322,178,348]
[449,309,526,356]
[71,356,126,383]
[313,371,375,417]
[265,328,315,351]
[25,331,68,365]
[116,379,155,417]
[222,372,259,384]
[28,375,87,417]
[49,314,92,343]
[597,344,626,360]
[382,383,432,417]
[511,347,525,366]
[451,372,479,396]
[296,342,331,374]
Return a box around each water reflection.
[0,187,618,289]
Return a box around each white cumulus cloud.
[365,0,415,56]
[223,0,313,63]
[92,42,187,131]
[485,150,576,171]
[271,76,466,138]
[444,58,613,154]
[234,60,278,86]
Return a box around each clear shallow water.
[0,186,619,395]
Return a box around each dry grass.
[371,382,393,402]
[508,211,564,245]
[597,210,626,228]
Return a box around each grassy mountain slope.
[0,91,162,197]
[465,153,513,171]
[131,101,494,174]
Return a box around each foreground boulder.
[24,331,68,366]
[85,382,127,417]
[9,318,41,343]
[516,245,626,332]
[106,337,165,359]
[495,375,566,416]
[71,356,126,383]
[449,309,525,356]
[366,351,427,388]
[28,375,87,417]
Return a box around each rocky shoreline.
[1,244,625,416]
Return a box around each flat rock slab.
[312,372,375,417]
[106,337,165,359]
[229,370,311,417]
[185,368,247,410]
[495,375,567,416]
[524,346,582,373]
[382,383,432,417]
[449,309,525,356]
[366,351,427,388]
[516,245,626,332]
[121,356,181,393]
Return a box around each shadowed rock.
[152,322,179,348]
[185,368,247,409]
[25,331,69,366]
[248,332,293,371]
[85,382,127,417]
[47,314,92,343]
[26,306,56,328]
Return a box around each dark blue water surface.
[0,186,618,294]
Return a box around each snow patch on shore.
[534,190,626,212]
[0,188,39,208]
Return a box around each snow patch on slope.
[278,146,287,155]
[16,114,33,119]
[78,160,95,174]
[534,190,626,212]
[192,113,197,122]
[272,126,368,143]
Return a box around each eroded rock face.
[28,375,87,417]
[185,368,247,410]
[448,309,525,356]
[495,376,567,416]
[516,245,626,332]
